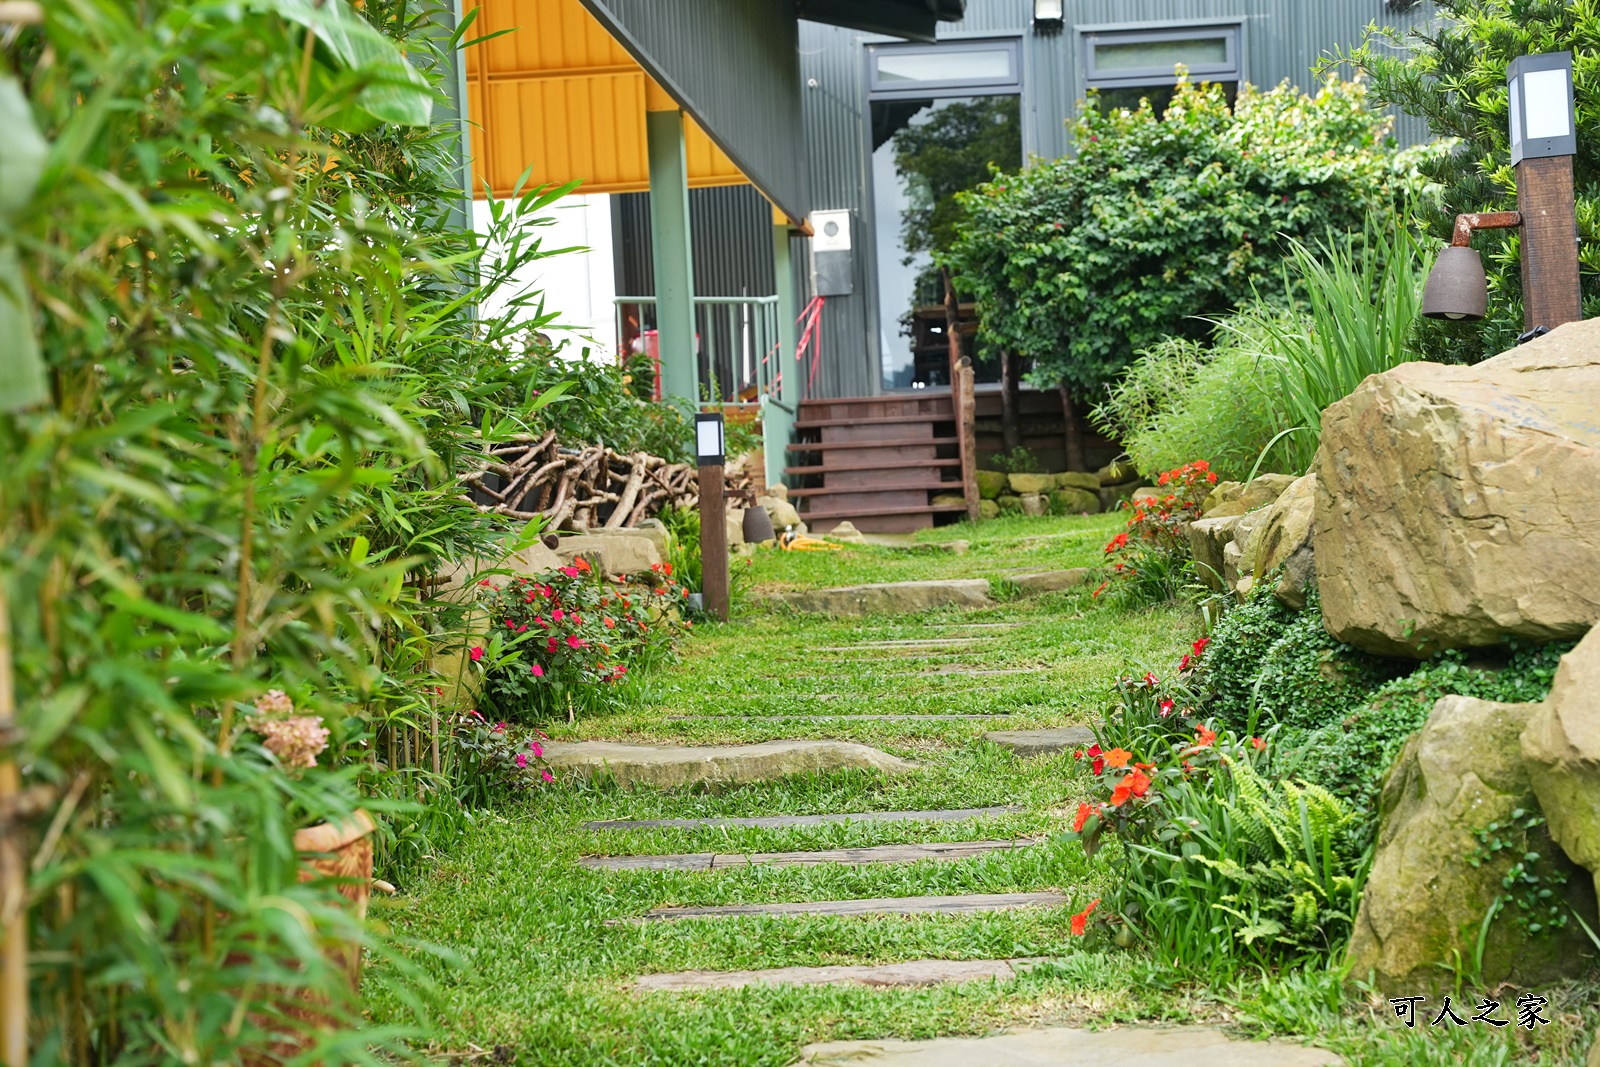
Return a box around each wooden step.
[785,458,962,476]
[581,838,1038,871]
[627,891,1068,922]
[798,394,954,411]
[794,414,954,430]
[583,805,1020,831]
[786,436,959,452]
[787,478,961,498]
[799,503,970,521]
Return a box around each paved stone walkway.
[583,806,1020,831]
[796,1027,1342,1067]
[635,957,1044,993]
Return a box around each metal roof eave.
[797,0,966,43]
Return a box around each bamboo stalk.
[0,577,28,1067]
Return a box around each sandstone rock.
[996,494,1024,514]
[780,579,993,616]
[979,499,1000,520]
[1233,575,1254,602]
[1020,493,1048,517]
[1253,473,1317,610]
[1012,568,1091,594]
[1203,473,1297,518]
[545,739,918,790]
[1129,486,1160,504]
[1054,471,1100,492]
[1347,695,1596,993]
[725,509,745,547]
[433,541,565,596]
[1222,509,1271,590]
[975,470,1008,500]
[631,518,671,557]
[931,492,967,509]
[757,495,802,530]
[765,482,789,502]
[825,520,864,542]
[1522,626,1600,907]
[985,726,1096,757]
[1048,487,1099,515]
[1187,514,1243,592]
[1317,320,1600,656]
[1095,457,1138,484]
[798,1026,1341,1067]
[1201,480,1243,515]
[1007,472,1054,495]
[1097,481,1140,513]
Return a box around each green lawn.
[367,514,1599,1066]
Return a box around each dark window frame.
[866,37,1024,101]
[1078,21,1244,92]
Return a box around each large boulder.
[1522,626,1600,904]
[1007,472,1054,495]
[1347,696,1596,993]
[1253,473,1317,610]
[1187,514,1242,592]
[556,530,662,577]
[1316,320,1600,657]
[1049,487,1099,515]
[1054,471,1101,492]
[758,495,802,530]
[975,470,1009,500]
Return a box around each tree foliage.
[941,76,1422,393]
[2,0,573,1060]
[1347,0,1600,362]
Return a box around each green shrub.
[942,75,1422,395]
[1092,312,1298,483]
[1095,461,1215,607]
[1285,642,1573,822]
[1202,584,1403,734]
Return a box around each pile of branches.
[461,432,757,530]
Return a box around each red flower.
[1194,723,1217,748]
[1072,802,1100,832]
[1070,898,1100,936]
[1159,698,1175,717]
[574,557,591,573]
[566,634,586,649]
[1178,653,1191,672]
[1143,671,1158,686]
[1091,581,1109,600]
[1103,747,1132,770]
[1250,736,1266,751]
[1192,636,1210,657]
[469,646,483,662]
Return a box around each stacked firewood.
[460,432,758,530]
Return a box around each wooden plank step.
[583,805,1020,832]
[794,414,954,430]
[582,838,1038,872]
[634,957,1045,993]
[786,437,959,452]
[801,503,969,520]
[630,891,1068,922]
[663,713,1013,722]
[787,479,960,498]
[798,394,954,410]
[785,458,962,476]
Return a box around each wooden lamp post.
[1423,51,1582,331]
[695,412,730,621]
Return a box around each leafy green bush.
[1092,311,1298,483]
[943,75,1423,394]
[1349,0,1600,364]
[1202,584,1404,734]
[1284,642,1573,822]
[1095,461,1216,607]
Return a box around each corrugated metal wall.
[580,0,809,224]
[613,186,777,298]
[795,0,1436,399]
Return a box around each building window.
[866,40,1023,391]
[1080,24,1242,113]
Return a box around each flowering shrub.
[1066,637,1366,974]
[452,711,556,807]
[245,689,330,772]
[1094,461,1216,606]
[472,560,691,721]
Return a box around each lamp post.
[695,412,730,622]
[1422,51,1582,330]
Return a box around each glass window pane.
[1094,36,1228,74]
[876,49,1012,85]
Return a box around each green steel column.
[763,213,798,488]
[646,105,699,405]
[432,0,477,301]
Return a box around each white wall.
[473,192,617,357]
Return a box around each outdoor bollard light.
[1423,52,1582,330]
[695,412,730,622]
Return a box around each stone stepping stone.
[779,579,993,616]
[584,805,1020,831]
[1009,568,1092,594]
[634,956,1045,993]
[583,838,1038,871]
[631,891,1067,922]
[914,665,1037,676]
[985,726,1096,757]
[544,739,917,790]
[797,1026,1342,1067]
[815,638,984,651]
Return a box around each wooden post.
[942,270,979,521]
[1516,155,1583,331]
[1058,384,1085,473]
[0,578,26,1067]
[956,360,979,522]
[698,464,729,621]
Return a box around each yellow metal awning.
[464,0,750,199]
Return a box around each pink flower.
[1159,698,1175,717]
[566,634,586,649]
[541,769,554,783]
[561,566,579,578]
[252,715,330,770]
[529,740,544,758]
[530,663,544,677]
[469,646,483,662]
[552,609,565,622]
[536,730,548,740]
[494,721,507,732]
[515,752,529,769]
